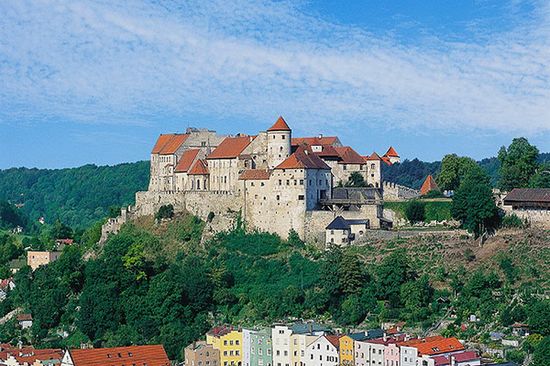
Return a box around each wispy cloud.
[0,0,549,134]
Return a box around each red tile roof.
[239,169,272,180]
[68,345,170,366]
[188,159,209,175]
[431,351,478,366]
[208,326,234,337]
[207,136,255,159]
[276,146,331,170]
[381,156,392,166]
[12,348,64,364]
[325,335,341,349]
[291,136,339,147]
[401,336,464,356]
[384,146,399,157]
[334,146,365,164]
[17,314,32,321]
[151,134,189,154]
[175,149,200,173]
[267,116,291,131]
[420,175,439,195]
[364,152,381,161]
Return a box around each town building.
[16,314,33,329]
[423,350,480,366]
[60,345,170,366]
[26,251,61,271]
[304,335,340,366]
[184,341,220,366]
[325,216,370,246]
[245,328,272,366]
[398,336,464,366]
[114,117,400,244]
[272,325,293,366]
[502,188,550,228]
[206,326,243,366]
[0,346,63,366]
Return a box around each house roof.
[420,175,439,195]
[208,326,235,338]
[175,149,201,173]
[276,146,331,170]
[504,188,550,204]
[325,335,341,349]
[403,336,464,356]
[291,136,339,147]
[17,314,32,321]
[381,156,392,166]
[364,152,381,161]
[207,135,255,159]
[11,349,64,365]
[431,351,479,366]
[326,216,350,230]
[334,146,365,164]
[290,322,329,334]
[384,146,399,157]
[239,169,272,180]
[68,345,170,366]
[188,159,209,175]
[151,134,189,155]
[267,116,291,132]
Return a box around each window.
[282,135,285,139]
[298,195,304,200]
[276,195,280,201]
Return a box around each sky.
[1,0,549,169]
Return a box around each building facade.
[206,327,243,366]
[185,341,220,366]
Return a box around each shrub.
[501,214,526,228]
[463,248,476,262]
[423,189,445,198]
[155,204,174,221]
[207,212,215,223]
[405,200,426,223]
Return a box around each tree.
[451,168,500,238]
[498,137,539,191]
[529,163,550,188]
[345,172,366,187]
[437,154,479,191]
[155,204,174,221]
[376,250,416,307]
[529,300,550,336]
[532,336,550,366]
[405,200,426,223]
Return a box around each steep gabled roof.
[188,159,209,175]
[325,335,341,349]
[364,152,381,161]
[276,146,331,170]
[384,146,399,157]
[291,136,340,147]
[207,135,255,159]
[239,169,272,180]
[381,156,392,166]
[68,345,170,366]
[326,216,350,230]
[175,149,200,173]
[420,175,439,195]
[334,146,365,164]
[151,134,189,154]
[267,116,291,131]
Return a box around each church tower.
[266,116,292,168]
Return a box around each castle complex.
[125,117,406,242]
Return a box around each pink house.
[384,341,401,366]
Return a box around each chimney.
[318,134,323,139]
[450,355,456,366]
[383,333,387,342]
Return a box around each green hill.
[0,162,149,229]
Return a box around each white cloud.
[0,0,549,134]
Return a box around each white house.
[305,335,340,366]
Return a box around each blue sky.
[1,0,549,169]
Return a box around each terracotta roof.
[188,159,209,175]
[384,146,399,157]
[17,314,32,321]
[151,134,189,154]
[325,335,341,349]
[431,351,478,366]
[504,188,550,204]
[401,337,464,356]
[420,175,440,195]
[291,136,339,147]
[334,146,365,164]
[239,169,272,180]
[68,345,170,366]
[12,349,64,364]
[207,136,255,159]
[208,326,234,338]
[381,156,392,166]
[364,152,381,161]
[175,149,200,173]
[315,145,341,158]
[267,116,291,131]
[276,146,331,170]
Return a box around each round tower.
[267,116,292,168]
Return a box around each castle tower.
[266,116,292,168]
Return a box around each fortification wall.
[383,181,419,201]
[503,206,550,229]
[304,210,335,245]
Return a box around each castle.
[121,117,405,242]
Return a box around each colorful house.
[207,326,243,366]
[245,328,272,366]
[339,335,355,365]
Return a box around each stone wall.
[503,206,550,229]
[382,181,419,201]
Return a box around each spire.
[267,116,291,132]
[420,175,439,195]
[384,146,399,157]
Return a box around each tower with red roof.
[266,116,292,168]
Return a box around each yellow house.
[339,335,355,365]
[206,326,243,366]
